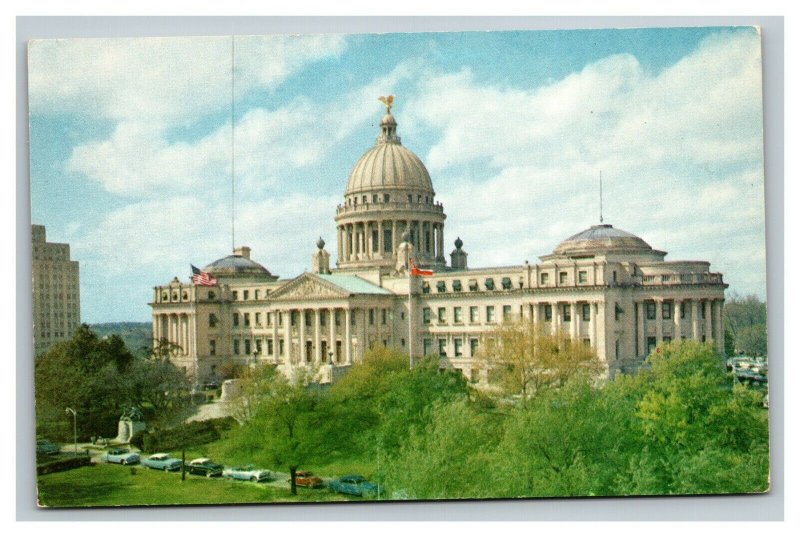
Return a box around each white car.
[101,448,140,465]
[223,465,272,482]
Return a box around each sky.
[28,27,766,323]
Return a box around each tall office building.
[32,224,81,356]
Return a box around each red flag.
[409,258,433,277]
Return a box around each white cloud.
[28,35,347,124]
[404,29,764,296]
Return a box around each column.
[589,302,596,349]
[704,300,713,344]
[637,301,645,358]
[674,300,682,340]
[271,310,279,361]
[328,307,336,363]
[299,309,307,363]
[532,302,539,326]
[358,308,367,362]
[345,308,352,364]
[378,221,384,256]
[438,225,444,258]
[655,298,663,344]
[366,222,373,258]
[284,309,292,364]
[692,300,700,341]
[392,220,398,253]
[570,301,578,340]
[314,308,322,363]
[183,315,189,355]
[553,302,561,335]
[337,226,343,262]
[715,300,725,354]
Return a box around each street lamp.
[65,407,77,454]
[328,350,333,365]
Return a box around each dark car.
[186,457,224,477]
[328,475,379,497]
[292,470,323,488]
[36,439,60,456]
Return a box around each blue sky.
[28,27,766,322]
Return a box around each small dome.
[454,237,463,249]
[380,113,397,126]
[553,224,655,256]
[316,237,326,250]
[203,255,275,278]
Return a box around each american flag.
[191,265,218,287]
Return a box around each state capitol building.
[150,99,728,384]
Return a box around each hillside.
[89,322,152,358]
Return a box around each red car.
[292,470,323,488]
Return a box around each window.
[501,277,512,290]
[615,339,619,359]
[279,339,284,355]
[233,313,239,327]
[423,307,431,324]
[470,338,479,356]
[305,311,312,326]
[369,309,375,325]
[244,313,251,327]
[320,311,327,326]
[291,311,297,326]
[232,291,238,300]
[559,272,568,285]
[680,301,686,319]
[612,270,617,283]
[436,281,446,293]
[486,306,495,323]
[422,282,430,294]
[362,195,367,204]
[469,306,479,323]
[702,302,707,319]
[209,339,216,356]
[408,194,413,203]
[540,273,549,285]
[244,339,251,355]
[544,304,552,321]
[583,338,591,347]
[384,193,390,203]
[502,305,512,321]
[468,279,478,291]
[423,339,432,356]
[485,278,495,290]
[255,312,261,326]
[646,301,656,320]
[582,303,591,321]
[209,314,217,328]
[267,338,274,356]
[335,310,341,326]
[233,339,240,355]
[254,290,260,300]
[182,291,188,300]
[663,336,672,343]
[452,280,462,292]
[662,301,672,320]
[438,338,447,357]
[438,307,446,323]
[381,309,387,325]
[454,338,463,357]
[243,290,249,300]
[615,303,623,321]
[372,194,378,203]
[647,336,657,354]
[563,304,571,322]
[454,307,462,323]
[578,271,587,283]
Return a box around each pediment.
[269,273,348,301]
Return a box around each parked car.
[101,448,140,465]
[292,470,323,488]
[36,439,60,456]
[328,475,379,497]
[141,453,182,471]
[223,465,272,482]
[186,457,224,477]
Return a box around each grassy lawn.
[37,463,353,508]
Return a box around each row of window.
[424,276,518,294]
[422,336,480,358]
[643,300,707,321]
[346,193,433,207]
[223,308,392,329]
[423,305,515,325]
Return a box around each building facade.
[32,224,81,356]
[151,102,727,384]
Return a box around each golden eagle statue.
[378,95,394,113]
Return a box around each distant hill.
[89,322,153,358]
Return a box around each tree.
[737,324,768,357]
[724,293,767,355]
[478,320,603,399]
[227,366,328,495]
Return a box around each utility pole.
[65,407,77,454]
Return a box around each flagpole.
[408,267,413,370]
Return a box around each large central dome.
[344,112,434,196]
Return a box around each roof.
[202,254,276,279]
[345,111,434,196]
[316,274,392,295]
[552,224,658,256]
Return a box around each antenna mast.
[231,35,236,252]
[599,170,603,224]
